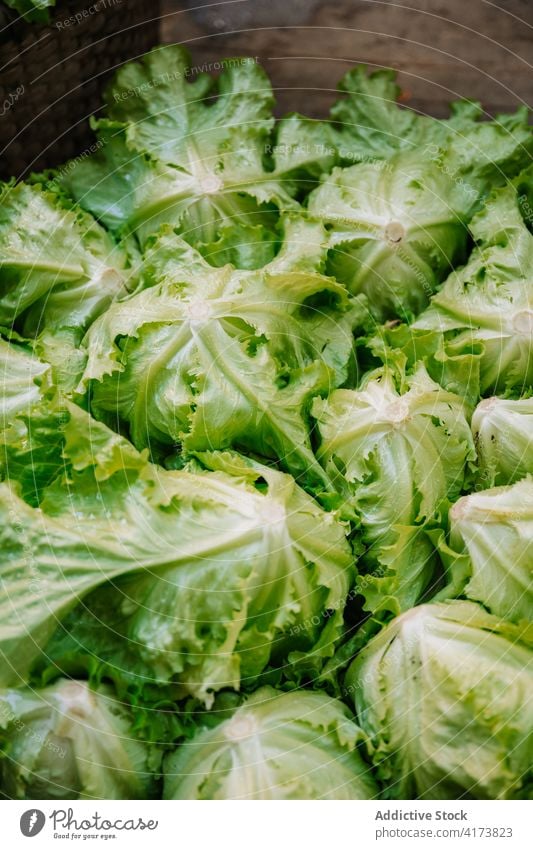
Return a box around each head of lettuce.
[346,601,533,799]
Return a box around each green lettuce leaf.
[0,679,159,799]
[60,47,330,265]
[414,178,533,394]
[0,338,60,503]
[308,150,477,320]
[330,67,479,162]
[364,322,484,409]
[331,66,533,183]
[1,403,66,508]
[163,686,377,799]
[0,336,51,431]
[448,478,533,623]
[0,399,353,701]
[472,396,533,486]
[40,454,353,706]
[269,112,337,196]
[0,182,128,338]
[79,217,366,485]
[312,363,474,615]
[347,600,533,799]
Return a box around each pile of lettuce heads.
[0,46,532,801]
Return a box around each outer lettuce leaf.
[195,218,279,270]
[0,397,163,685]
[321,70,532,322]
[41,454,353,706]
[312,363,474,615]
[472,396,533,486]
[308,151,476,320]
[269,113,337,195]
[347,601,533,799]
[79,217,366,485]
[0,679,158,799]
[365,323,484,409]
[0,183,128,337]
[1,402,66,508]
[331,66,533,183]
[104,50,273,165]
[0,339,60,502]
[447,478,533,623]
[0,399,352,701]
[0,337,50,431]
[60,119,283,266]
[0,474,138,686]
[31,329,88,394]
[60,47,330,265]
[331,67,427,161]
[59,400,148,481]
[163,686,377,800]
[356,523,441,619]
[414,179,533,394]
[331,67,481,161]
[0,337,146,502]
